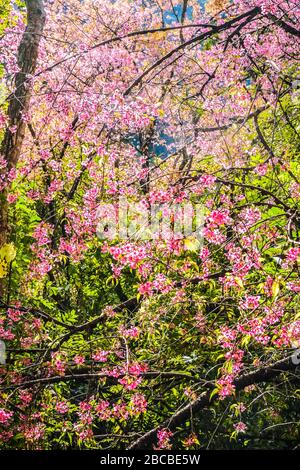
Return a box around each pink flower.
[51,352,67,376]
[199,174,216,187]
[138,281,153,296]
[199,247,210,261]
[0,408,13,425]
[113,403,129,420]
[24,423,45,442]
[109,243,148,269]
[92,350,109,362]
[0,327,15,340]
[78,428,93,441]
[195,312,206,332]
[286,247,300,264]
[203,227,226,245]
[95,400,111,420]
[217,375,235,399]
[0,430,13,442]
[119,326,139,338]
[0,155,7,171]
[155,428,173,450]
[234,421,247,433]
[103,305,117,317]
[19,390,32,408]
[255,163,268,176]
[79,401,92,412]
[240,295,260,310]
[219,326,237,348]
[287,282,300,292]
[119,375,142,390]
[7,308,23,322]
[128,362,148,375]
[56,401,69,414]
[209,209,231,226]
[74,355,85,365]
[130,393,147,414]
[237,403,246,413]
[237,208,261,233]
[7,193,18,204]
[32,223,51,246]
[256,0,279,15]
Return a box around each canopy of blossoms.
[0,0,299,450]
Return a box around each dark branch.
[128,355,299,449]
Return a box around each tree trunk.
[0,0,45,296]
[0,0,46,247]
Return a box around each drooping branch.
[128,355,299,449]
[195,106,268,135]
[123,7,261,96]
[267,14,300,38]
[2,370,199,390]
[0,300,74,330]
[123,9,300,97]
[36,22,217,77]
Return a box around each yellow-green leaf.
[272,280,280,298]
[0,259,8,278]
[0,243,16,263]
[184,237,200,252]
[235,277,244,289]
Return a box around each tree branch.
[268,14,300,38]
[124,7,261,96]
[128,355,299,449]
[3,370,199,390]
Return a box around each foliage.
[0,0,299,450]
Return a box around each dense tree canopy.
[0,0,300,450]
